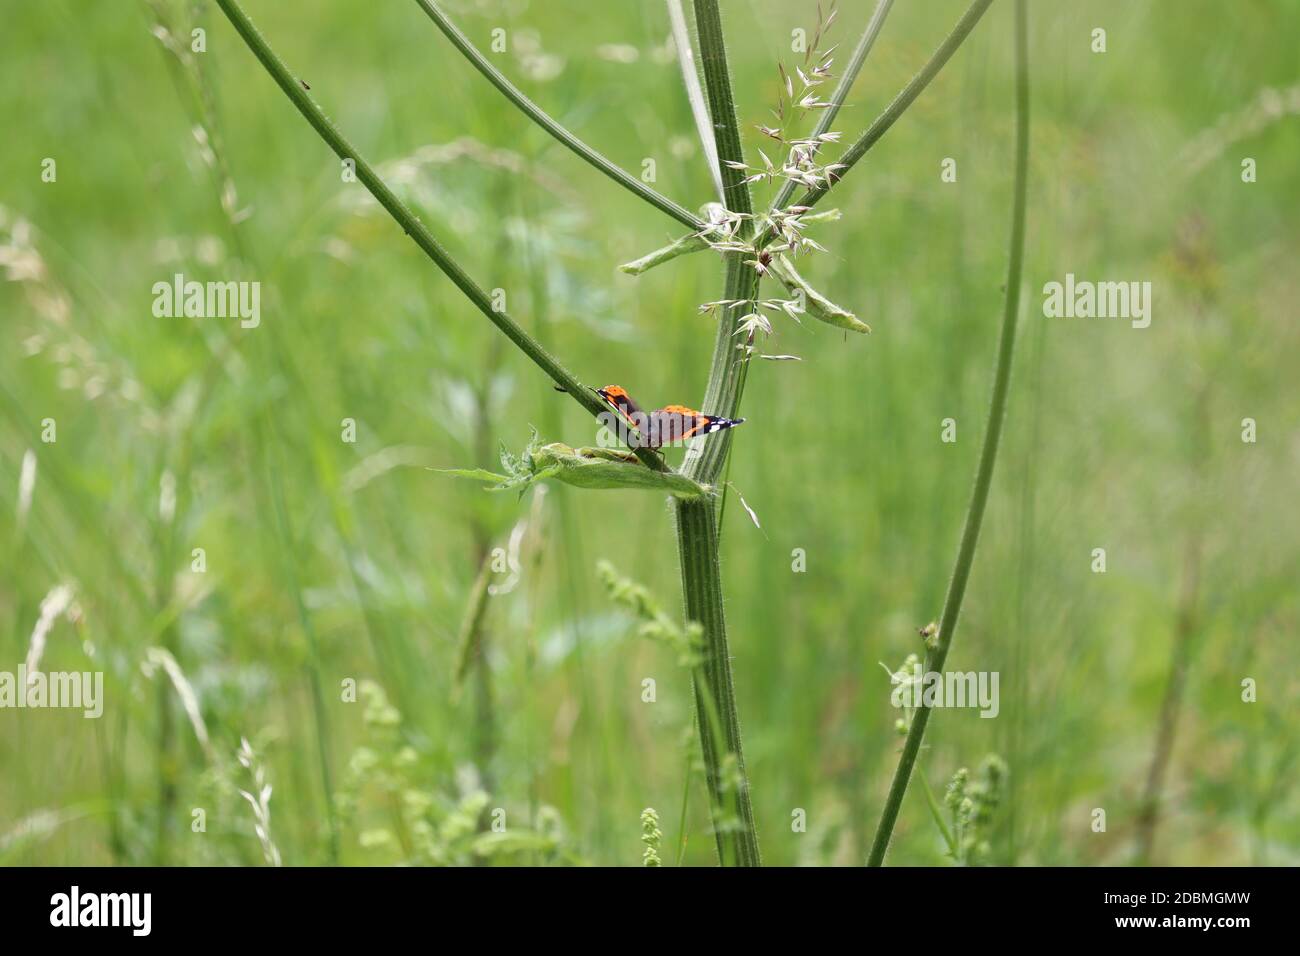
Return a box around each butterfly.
[595,385,745,449]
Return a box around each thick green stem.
[685,255,759,485]
[667,0,761,866]
[212,0,667,472]
[411,0,703,232]
[867,0,1028,867]
[691,2,753,225]
[675,498,758,865]
[682,0,758,487]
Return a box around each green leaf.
[534,444,711,499]
[618,208,842,277]
[435,442,711,500]
[472,829,558,857]
[432,467,511,485]
[770,255,870,334]
[618,232,710,276]
[452,551,494,691]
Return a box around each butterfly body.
[595,385,745,449]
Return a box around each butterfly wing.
[651,405,745,446]
[596,386,648,439]
[686,413,746,438]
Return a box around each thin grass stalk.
[466,223,513,811]
[867,0,1029,867]
[1135,382,1209,863]
[768,0,896,214]
[211,0,667,473]
[517,201,609,846]
[175,40,343,855]
[411,0,703,231]
[1006,292,1051,862]
[154,640,177,863]
[148,6,343,862]
[1135,534,1201,863]
[261,423,342,862]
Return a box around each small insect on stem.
[594,386,745,449]
[552,385,602,395]
[299,78,310,90]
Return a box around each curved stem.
[768,0,896,214]
[211,0,666,472]
[867,0,1029,867]
[412,0,704,232]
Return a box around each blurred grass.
[1,0,1297,865]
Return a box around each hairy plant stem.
[212,0,667,473]
[668,0,761,867]
[682,0,758,487]
[675,498,757,865]
[412,0,703,232]
[867,0,1029,867]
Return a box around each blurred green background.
[2,0,1297,866]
